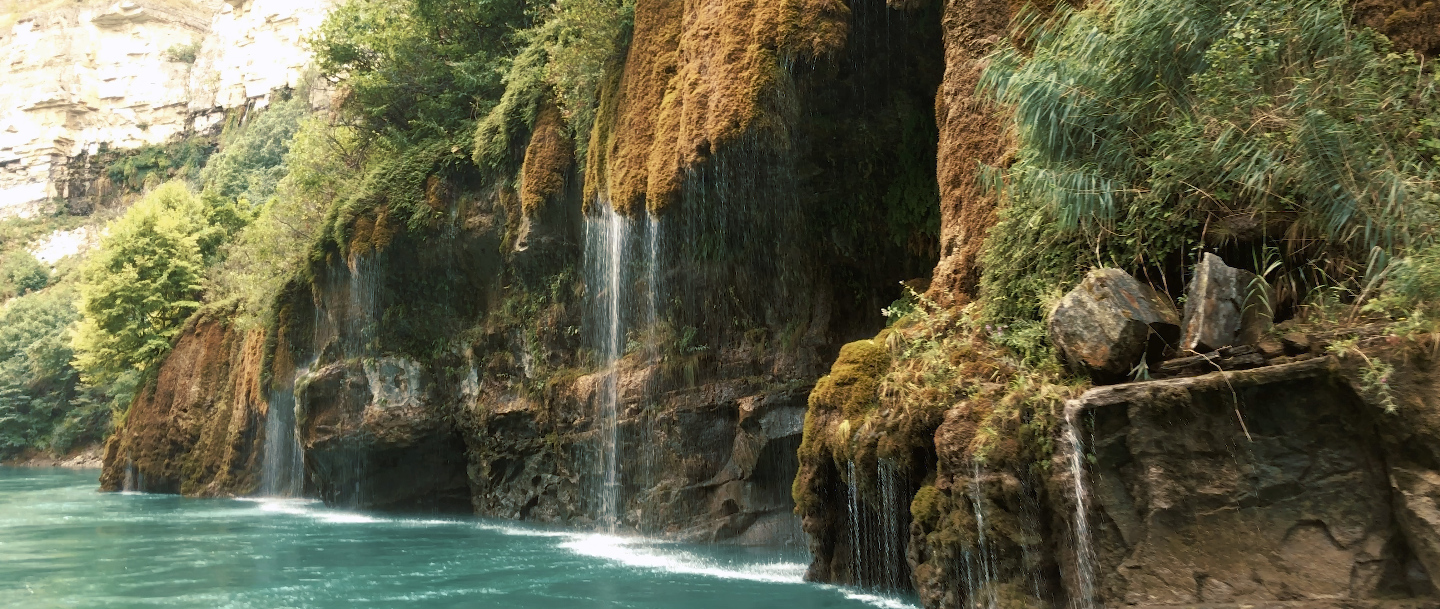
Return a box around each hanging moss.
[519,103,576,216]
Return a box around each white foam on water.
[317,512,381,524]
[474,522,576,538]
[834,590,921,609]
[239,498,381,524]
[233,496,916,609]
[559,533,807,584]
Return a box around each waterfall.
[877,459,907,589]
[260,365,307,497]
[1065,410,1098,609]
[962,461,999,609]
[846,459,911,591]
[586,202,629,531]
[122,453,136,492]
[646,212,660,330]
[847,460,867,587]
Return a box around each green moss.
[910,484,944,527]
[808,334,891,421]
[103,138,216,192]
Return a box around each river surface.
[0,467,915,608]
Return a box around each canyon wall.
[0,0,330,218]
[90,1,1440,608]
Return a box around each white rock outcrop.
[0,0,333,218]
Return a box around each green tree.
[0,249,48,300]
[0,286,109,458]
[203,96,308,208]
[72,182,214,390]
[309,0,531,146]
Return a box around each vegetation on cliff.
[979,0,1439,321]
[795,3,1440,589]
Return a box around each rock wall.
[99,313,267,496]
[797,325,1440,607]
[925,0,1018,305]
[0,0,330,218]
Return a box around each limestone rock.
[1181,253,1274,353]
[1048,268,1181,383]
[0,0,332,218]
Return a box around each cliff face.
[0,0,330,218]
[100,314,266,496]
[85,0,1440,606]
[96,0,944,544]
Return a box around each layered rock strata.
[0,0,331,218]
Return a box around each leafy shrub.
[0,286,111,458]
[203,96,308,209]
[164,40,200,64]
[104,139,215,191]
[309,0,529,146]
[474,0,636,168]
[0,250,48,300]
[207,115,360,322]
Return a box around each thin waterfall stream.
[1065,409,1097,609]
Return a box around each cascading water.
[845,459,911,591]
[961,461,1000,609]
[260,363,309,497]
[586,202,629,531]
[1065,409,1098,609]
[646,212,660,329]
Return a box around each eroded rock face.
[100,315,266,496]
[1181,252,1273,353]
[1048,268,1180,383]
[914,355,1440,608]
[295,358,470,512]
[460,356,809,545]
[1069,360,1431,604]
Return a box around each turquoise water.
[0,468,915,608]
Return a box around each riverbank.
[2,445,103,469]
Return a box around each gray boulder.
[1181,253,1274,353]
[1048,268,1181,383]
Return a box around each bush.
[0,250,48,300]
[473,0,636,169]
[207,115,359,321]
[73,182,215,390]
[309,0,529,145]
[0,286,113,458]
[202,96,308,209]
[164,40,200,64]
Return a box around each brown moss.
[1353,0,1440,58]
[424,175,448,213]
[349,216,376,258]
[519,102,575,216]
[925,0,1021,306]
[372,208,396,252]
[99,315,267,496]
[585,0,682,215]
[587,0,849,216]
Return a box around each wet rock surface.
[99,315,266,496]
[1071,359,1427,604]
[296,358,470,513]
